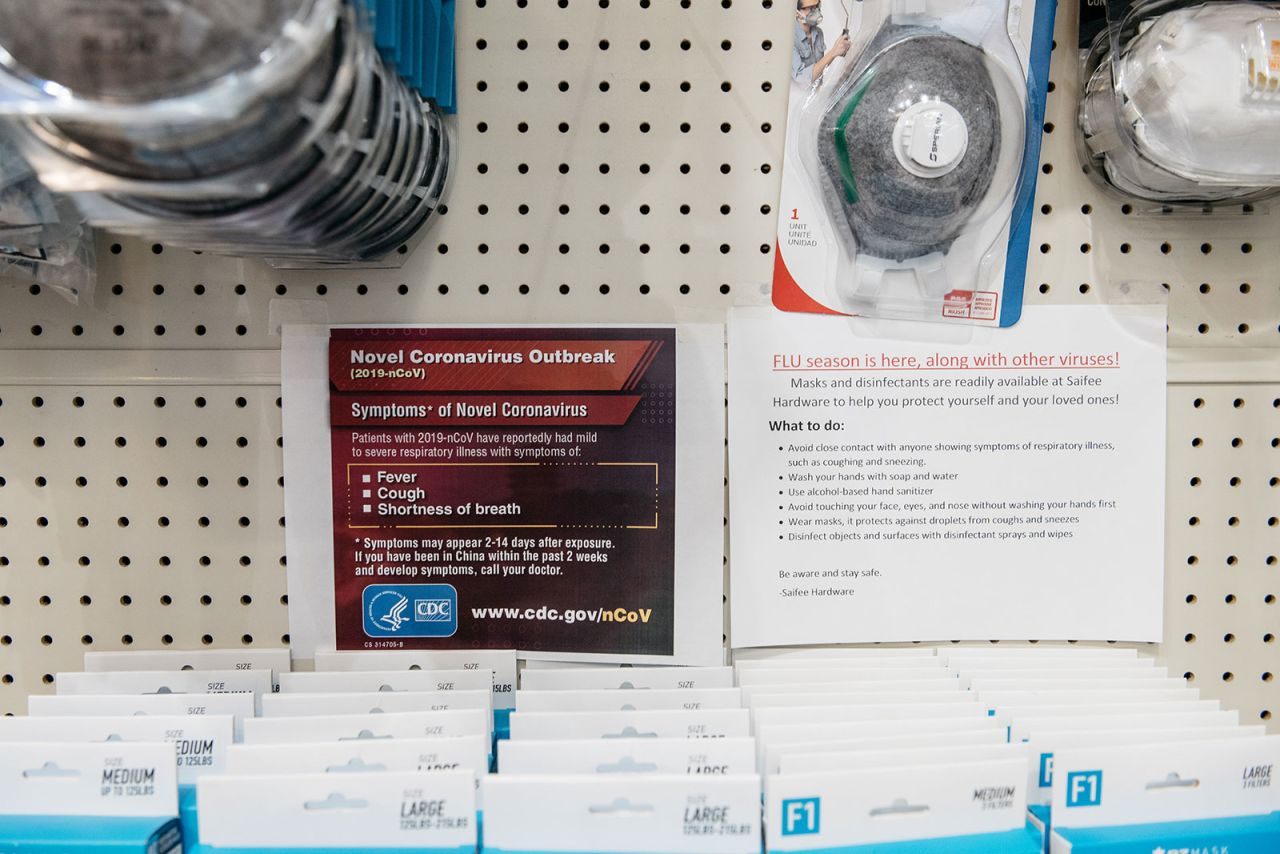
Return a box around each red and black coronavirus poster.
[327,327,678,655]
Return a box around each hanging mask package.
[1078,0,1280,207]
[773,0,1056,326]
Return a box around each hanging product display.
[773,0,1055,326]
[0,137,94,303]
[0,0,450,265]
[1078,0,1280,204]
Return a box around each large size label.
[328,327,677,655]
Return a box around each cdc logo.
[363,584,457,638]
[415,598,452,622]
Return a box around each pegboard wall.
[0,1,1277,723]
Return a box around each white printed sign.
[729,305,1166,645]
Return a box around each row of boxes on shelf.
[0,645,1277,852]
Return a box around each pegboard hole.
[1240,282,1252,294]
[201,635,214,646]
[1222,672,1235,682]
[1185,594,1197,604]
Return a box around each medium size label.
[329,327,677,655]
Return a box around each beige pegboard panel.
[0,0,1277,719]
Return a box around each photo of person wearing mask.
[792,0,850,86]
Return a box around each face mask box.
[770,729,1010,779]
[508,708,751,741]
[28,692,256,741]
[1049,737,1280,853]
[520,666,735,691]
[226,736,490,777]
[732,646,938,664]
[765,758,1042,852]
[734,656,945,674]
[772,0,1056,325]
[1025,725,1267,808]
[1006,710,1240,744]
[736,667,947,688]
[0,742,181,853]
[977,687,1201,716]
[936,648,1142,665]
[481,774,762,853]
[737,647,936,665]
[278,668,493,695]
[744,682,964,707]
[515,687,743,713]
[0,715,232,848]
[241,709,490,744]
[759,717,1005,774]
[190,770,476,853]
[54,669,273,715]
[953,667,1170,690]
[0,715,234,783]
[313,649,517,737]
[259,690,493,744]
[783,741,1027,774]
[84,649,291,693]
[498,737,758,775]
[751,700,988,735]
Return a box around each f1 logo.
[781,798,820,836]
[1038,752,1054,788]
[1066,770,1102,808]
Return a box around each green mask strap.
[832,68,877,204]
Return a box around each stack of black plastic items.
[0,0,449,264]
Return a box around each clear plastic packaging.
[774,0,1052,325]
[1078,0,1280,204]
[0,0,340,126]
[0,1,449,266]
[0,138,95,304]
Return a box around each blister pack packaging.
[1078,0,1280,207]
[773,0,1056,326]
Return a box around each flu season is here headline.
[770,350,1123,371]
